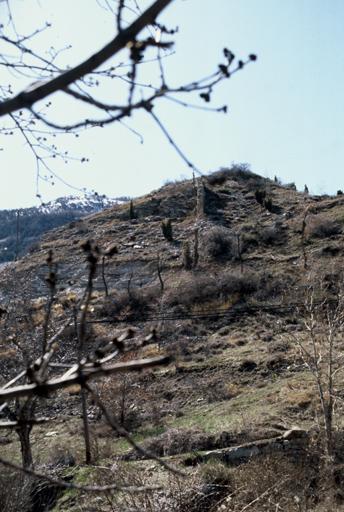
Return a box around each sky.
[0,0,344,209]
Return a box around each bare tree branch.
[0,455,162,493]
[0,355,171,402]
[0,0,173,117]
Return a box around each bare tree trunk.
[119,379,126,427]
[237,233,243,273]
[101,256,109,297]
[326,315,334,460]
[196,179,205,218]
[15,398,35,469]
[14,209,20,262]
[193,228,199,269]
[127,272,133,301]
[16,424,33,469]
[77,243,98,465]
[325,403,333,458]
[157,255,164,293]
[301,208,309,270]
[81,389,92,464]
[315,376,333,459]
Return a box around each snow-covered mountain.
[0,194,129,263]
[38,194,126,214]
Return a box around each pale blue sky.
[0,0,343,208]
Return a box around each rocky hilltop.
[4,166,344,300]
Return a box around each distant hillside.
[0,194,128,263]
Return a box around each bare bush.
[174,461,233,512]
[259,223,286,246]
[254,188,266,206]
[203,226,236,261]
[182,241,193,270]
[164,272,258,309]
[98,285,161,318]
[291,283,344,461]
[219,272,259,296]
[98,374,141,432]
[0,470,32,512]
[308,216,342,238]
[206,169,233,186]
[240,232,259,253]
[227,454,319,511]
[206,164,260,186]
[255,272,293,301]
[161,219,173,241]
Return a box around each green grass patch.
[166,373,311,434]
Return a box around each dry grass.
[279,378,316,410]
[0,470,33,512]
[0,348,17,359]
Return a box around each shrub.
[255,188,266,206]
[206,164,263,187]
[239,359,257,372]
[98,285,161,318]
[206,168,232,186]
[240,232,259,253]
[255,272,291,301]
[263,197,274,212]
[337,190,343,196]
[201,460,233,487]
[207,163,254,185]
[254,190,280,213]
[308,216,342,238]
[161,218,173,241]
[171,461,233,512]
[230,454,319,511]
[126,286,160,311]
[27,242,40,254]
[182,241,193,269]
[218,272,259,296]
[321,244,341,256]
[164,271,258,309]
[0,471,32,512]
[284,181,297,190]
[129,200,136,220]
[226,162,252,179]
[203,226,236,261]
[259,223,286,246]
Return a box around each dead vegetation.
[307,215,342,239]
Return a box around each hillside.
[1,166,344,511]
[0,194,127,263]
